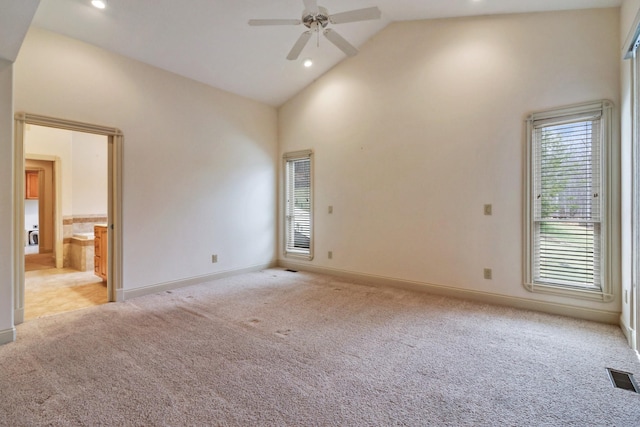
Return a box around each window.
[284,150,313,259]
[525,101,614,301]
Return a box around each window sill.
[524,282,614,302]
[284,251,314,261]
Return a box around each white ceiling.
[8,0,624,106]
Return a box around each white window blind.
[533,117,602,289]
[284,151,313,258]
[525,100,614,301]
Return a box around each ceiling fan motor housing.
[302,6,329,29]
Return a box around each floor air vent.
[285,269,298,273]
[606,368,639,393]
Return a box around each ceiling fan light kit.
[248,0,381,61]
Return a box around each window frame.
[283,149,314,260]
[524,100,615,302]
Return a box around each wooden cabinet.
[25,171,39,199]
[94,225,108,281]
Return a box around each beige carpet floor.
[1,268,639,426]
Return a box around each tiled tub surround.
[63,215,106,270]
[67,234,95,272]
[63,215,107,237]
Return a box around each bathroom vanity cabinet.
[94,225,108,281]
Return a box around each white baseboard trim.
[0,327,16,346]
[14,308,24,326]
[123,262,277,300]
[279,260,620,324]
[620,315,637,350]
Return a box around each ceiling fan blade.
[303,0,318,14]
[323,29,358,57]
[248,19,302,26]
[287,31,312,60]
[329,7,382,24]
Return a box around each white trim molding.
[13,113,124,324]
[123,262,277,300]
[626,14,640,355]
[280,260,621,325]
[620,313,637,350]
[0,327,16,346]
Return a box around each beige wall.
[0,7,628,344]
[14,27,278,291]
[25,125,72,214]
[622,0,640,38]
[71,131,107,217]
[25,126,108,218]
[279,9,621,319]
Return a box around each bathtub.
[69,232,95,271]
[72,232,95,240]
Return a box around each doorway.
[23,126,109,320]
[13,113,123,326]
[24,159,55,271]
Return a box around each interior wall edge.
[0,327,16,346]
[122,261,278,301]
[278,260,621,325]
[619,314,637,348]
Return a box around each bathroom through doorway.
[23,125,108,320]
[13,113,124,326]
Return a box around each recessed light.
[91,0,107,9]
[303,58,313,68]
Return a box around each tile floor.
[25,268,108,320]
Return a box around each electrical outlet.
[211,254,218,263]
[484,204,492,216]
[328,206,333,214]
[328,251,333,259]
[484,268,492,280]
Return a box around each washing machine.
[28,229,39,245]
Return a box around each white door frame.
[625,9,640,355]
[13,113,124,325]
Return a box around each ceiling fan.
[248,0,382,60]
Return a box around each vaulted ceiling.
[1,0,622,106]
